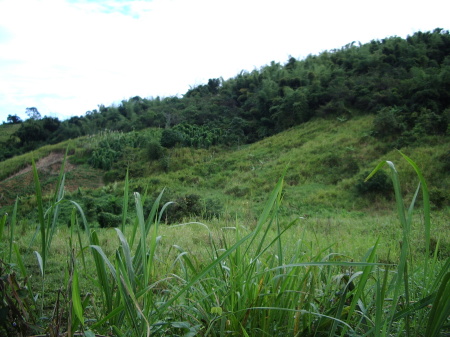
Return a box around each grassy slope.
[2,115,449,214]
[1,115,449,257]
[0,123,20,143]
[128,115,449,216]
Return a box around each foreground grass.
[1,153,450,336]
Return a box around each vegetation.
[0,28,449,336]
[0,154,449,336]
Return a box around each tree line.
[1,28,449,161]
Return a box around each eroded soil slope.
[0,152,103,207]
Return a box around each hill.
[0,28,449,221]
[1,114,448,222]
[1,29,449,161]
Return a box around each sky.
[0,0,449,123]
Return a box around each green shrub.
[88,147,118,170]
[414,108,448,135]
[147,141,164,160]
[203,198,223,220]
[165,194,203,224]
[372,106,405,138]
[161,129,184,148]
[97,211,122,228]
[429,186,450,209]
[160,155,170,172]
[356,169,393,197]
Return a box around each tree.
[207,78,221,94]
[14,120,46,147]
[42,116,61,133]
[25,107,41,120]
[6,114,22,124]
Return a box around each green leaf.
[121,170,129,233]
[0,213,6,243]
[34,251,44,278]
[8,197,18,263]
[32,159,46,271]
[426,272,450,337]
[72,268,84,326]
[13,242,27,279]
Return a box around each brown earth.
[7,152,75,179]
[0,152,103,208]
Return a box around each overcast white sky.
[0,0,448,123]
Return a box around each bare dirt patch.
[8,152,75,179]
[0,152,103,208]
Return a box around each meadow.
[1,151,449,337]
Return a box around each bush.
[88,147,118,170]
[165,194,203,224]
[356,170,393,197]
[414,108,448,135]
[161,129,184,148]
[98,212,122,228]
[372,106,405,138]
[147,141,164,160]
[203,198,223,220]
[429,186,449,209]
[81,195,97,221]
[161,155,170,173]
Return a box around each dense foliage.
[1,29,449,162]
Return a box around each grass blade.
[399,151,432,285]
[0,213,6,243]
[72,267,84,328]
[69,200,90,234]
[426,272,450,337]
[8,197,18,263]
[115,228,135,290]
[13,242,27,279]
[121,170,129,233]
[34,251,44,278]
[32,159,46,271]
[89,231,115,314]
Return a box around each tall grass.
[72,153,448,336]
[1,152,449,336]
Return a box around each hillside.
[1,114,448,223]
[1,28,449,220]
